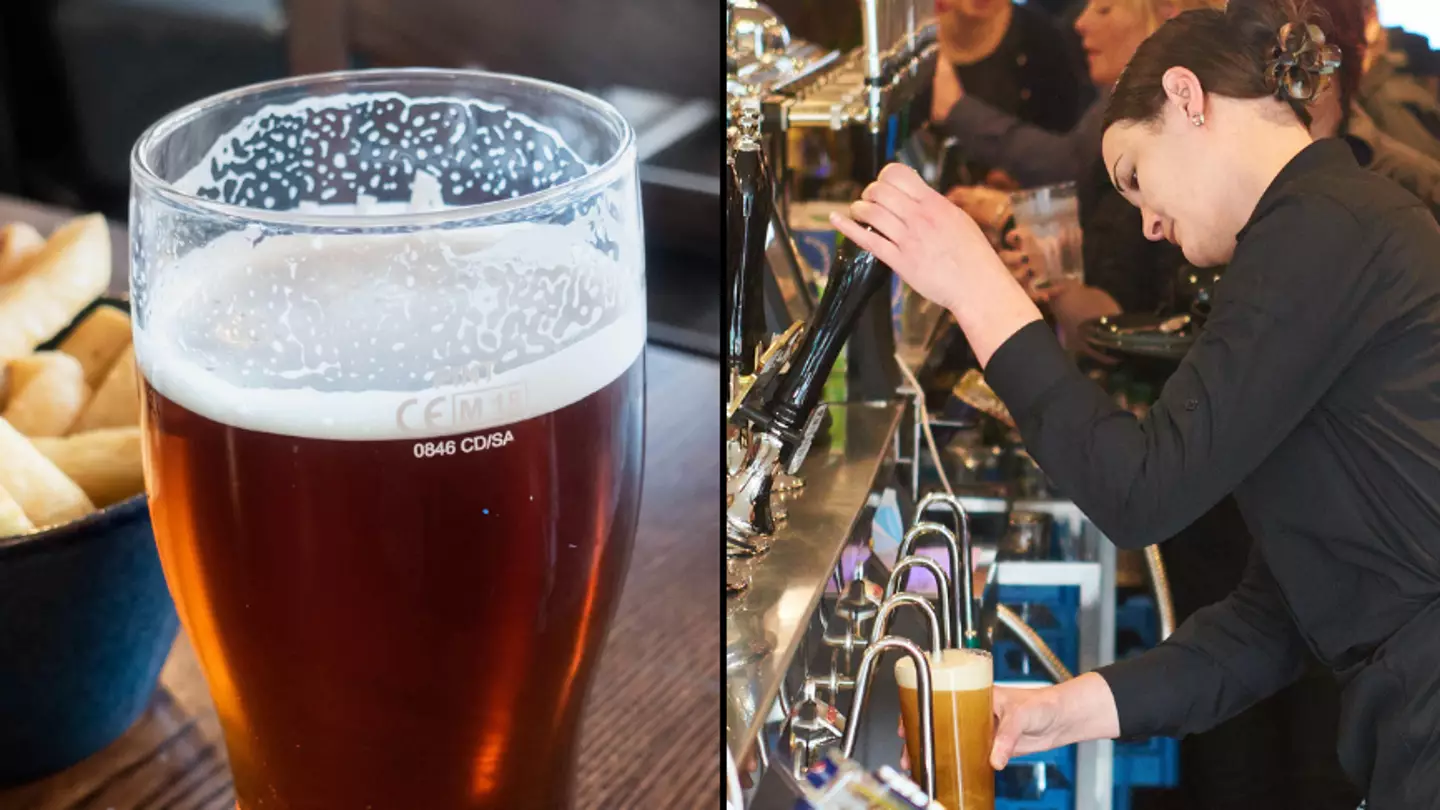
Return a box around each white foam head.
[134,91,643,441]
[895,649,993,692]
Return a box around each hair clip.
[1265,22,1343,102]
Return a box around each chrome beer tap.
[782,677,848,779]
[801,592,941,793]
[883,556,954,650]
[912,493,979,648]
[840,636,938,799]
[727,111,771,384]
[896,521,973,649]
[823,561,884,656]
[868,592,943,655]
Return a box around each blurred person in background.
[930,0,1220,190]
[1355,0,1440,161]
[1302,0,1440,220]
[937,0,1224,350]
[933,0,1093,189]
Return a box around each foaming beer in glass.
[129,70,644,808]
[897,649,996,810]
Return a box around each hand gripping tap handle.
[748,233,893,457]
[727,137,772,377]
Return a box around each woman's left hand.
[830,164,1012,315]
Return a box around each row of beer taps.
[783,499,982,797]
[725,2,1082,799]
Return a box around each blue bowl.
[0,495,177,786]
[0,297,179,786]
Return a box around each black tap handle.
[727,145,774,375]
[767,235,892,440]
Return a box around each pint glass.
[129,69,645,808]
[897,649,996,810]
[1009,182,1082,291]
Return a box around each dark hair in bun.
[1103,0,1348,131]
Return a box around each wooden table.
[0,197,721,808]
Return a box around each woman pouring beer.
[830,0,1440,804]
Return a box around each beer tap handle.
[727,125,772,377]
[824,569,884,656]
[897,522,970,650]
[765,236,892,438]
[883,556,954,650]
[869,592,943,657]
[841,637,937,801]
[913,493,979,649]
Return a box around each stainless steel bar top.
[726,401,906,763]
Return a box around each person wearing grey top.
[931,0,1224,188]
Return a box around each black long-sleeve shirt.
[983,139,1440,801]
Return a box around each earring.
[1192,112,1206,126]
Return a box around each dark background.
[0,0,720,356]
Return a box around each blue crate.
[1111,593,1181,803]
[995,789,1074,810]
[995,585,1081,679]
[997,585,1079,616]
[996,747,1076,810]
[993,632,1079,681]
[1115,736,1179,788]
[1115,593,1160,658]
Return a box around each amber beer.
[134,229,646,808]
[897,649,996,810]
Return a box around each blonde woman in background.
[931,0,1223,189]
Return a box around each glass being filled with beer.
[129,69,645,808]
[897,649,996,810]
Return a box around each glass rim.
[1009,181,1077,203]
[130,67,637,230]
